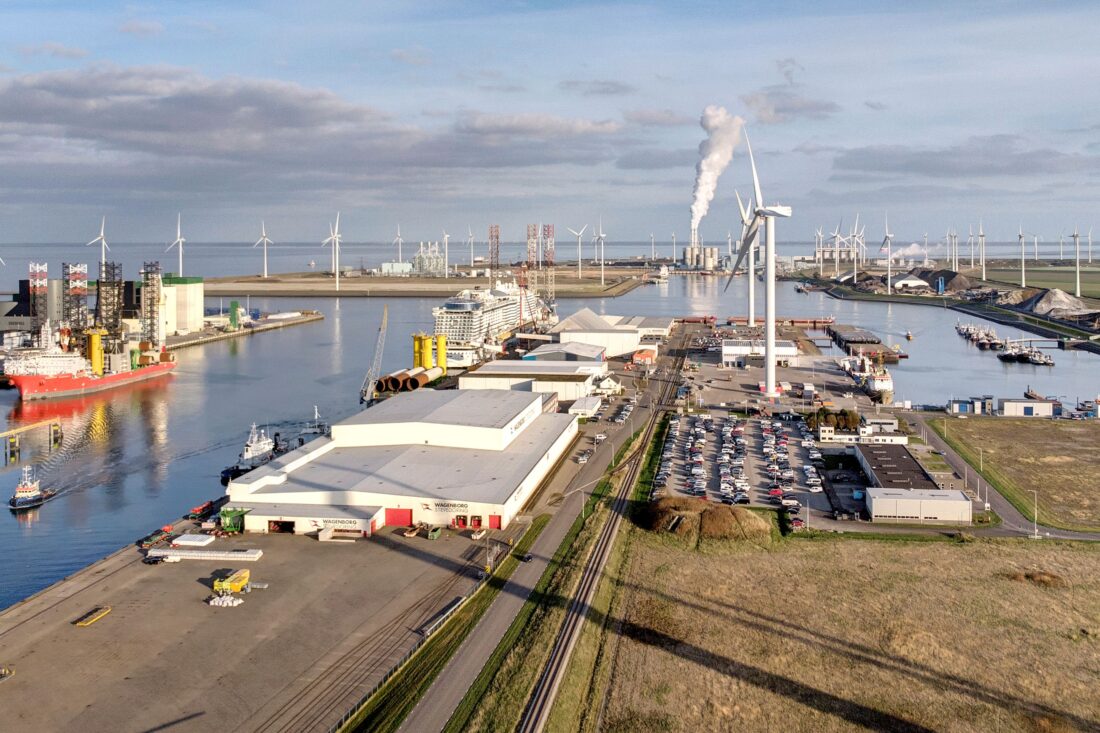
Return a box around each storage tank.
[435,334,447,376]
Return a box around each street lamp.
[1029,490,1041,540]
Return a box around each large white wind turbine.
[978,219,986,280]
[254,221,273,278]
[831,220,844,277]
[1072,225,1082,297]
[442,230,450,279]
[726,130,790,398]
[323,213,342,292]
[166,213,185,276]
[732,190,756,326]
[967,225,975,269]
[393,225,404,263]
[1018,225,1026,288]
[882,213,894,294]
[596,218,607,286]
[87,216,110,269]
[567,224,587,279]
[467,225,475,269]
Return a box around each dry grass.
[597,535,1100,732]
[938,417,1100,531]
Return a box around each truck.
[214,569,251,595]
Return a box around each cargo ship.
[5,347,175,401]
[431,281,554,368]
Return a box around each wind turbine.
[651,233,656,261]
[254,221,273,278]
[393,225,404,263]
[166,213,185,276]
[831,219,844,277]
[323,213,342,292]
[596,218,607,286]
[442,230,450,279]
[87,216,110,269]
[1059,230,1065,260]
[1089,227,1093,264]
[882,213,894,294]
[967,225,975,269]
[1072,225,1081,297]
[567,225,587,279]
[1017,225,1026,288]
[671,232,677,262]
[733,190,757,326]
[850,214,861,284]
[726,130,791,397]
[978,219,986,281]
[814,226,824,277]
[467,225,475,270]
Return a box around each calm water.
[1,268,1097,608]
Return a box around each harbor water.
[1,269,1098,608]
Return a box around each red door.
[385,508,412,527]
[370,519,377,535]
[471,516,482,529]
[489,515,502,529]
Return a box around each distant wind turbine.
[323,213,342,291]
[442,230,450,279]
[166,213,185,276]
[254,221,273,278]
[393,225,404,263]
[567,225,587,279]
[1072,225,1081,297]
[596,218,607,286]
[882,213,894,294]
[467,225,475,269]
[87,216,110,269]
[1017,225,1026,288]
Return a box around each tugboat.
[9,466,57,510]
[220,423,282,484]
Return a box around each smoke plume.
[690,105,745,235]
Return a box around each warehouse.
[855,444,939,491]
[523,342,606,362]
[721,339,800,367]
[999,398,1056,418]
[551,307,646,357]
[568,395,603,418]
[226,389,578,534]
[865,487,973,524]
[458,360,608,402]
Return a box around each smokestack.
[690,105,745,237]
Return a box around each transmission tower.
[542,224,555,308]
[141,261,162,347]
[488,224,500,280]
[526,224,539,298]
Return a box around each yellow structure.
[435,333,447,376]
[213,569,251,594]
[413,333,423,371]
[418,333,435,370]
[85,328,107,376]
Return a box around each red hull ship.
[7,362,176,401]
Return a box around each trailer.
[214,569,251,594]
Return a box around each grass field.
[593,533,1100,732]
[980,265,1100,300]
[931,416,1100,532]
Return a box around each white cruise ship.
[432,281,554,368]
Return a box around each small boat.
[299,406,331,437]
[8,466,57,511]
[221,423,282,484]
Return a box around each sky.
[1,1,1098,246]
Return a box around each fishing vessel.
[4,341,176,402]
[431,280,554,368]
[220,423,283,484]
[9,466,57,510]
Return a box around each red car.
[768,488,784,497]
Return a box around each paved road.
[908,412,1099,541]
[397,333,687,733]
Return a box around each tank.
[435,334,447,376]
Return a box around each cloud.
[776,57,804,85]
[833,135,1100,178]
[864,100,887,111]
[119,20,165,37]
[615,148,695,170]
[623,108,693,127]
[741,85,839,124]
[558,79,636,96]
[19,42,87,59]
[390,47,430,66]
[478,83,526,93]
[454,111,621,137]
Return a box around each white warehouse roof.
[526,342,606,360]
[469,360,607,376]
[338,388,535,430]
[865,487,970,502]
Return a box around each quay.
[826,324,908,362]
[165,311,324,351]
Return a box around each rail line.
[517,332,686,733]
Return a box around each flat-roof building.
[865,487,972,524]
[999,398,1056,418]
[551,308,672,357]
[227,390,578,535]
[721,338,800,367]
[458,359,607,402]
[855,444,940,492]
[523,342,606,362]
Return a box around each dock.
[826,324,908,362]
[165,311,324,351]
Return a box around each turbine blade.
[744,130,763,208]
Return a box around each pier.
[826,324,908,362]
[0,419,63,463]
[165,311,324,351]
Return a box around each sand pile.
[1018,288,1096,318]
[910,267,971,292]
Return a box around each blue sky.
[0,1,1097,245]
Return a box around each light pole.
[1029,490,1040,539]
[979,447,983,473]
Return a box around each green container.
[130,349,139,370]
[229,300,240,330]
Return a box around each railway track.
[517,334,686,733]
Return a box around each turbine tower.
[87,216,110,269]
[735,190,756,326]
[323,212,342,292]
[727,130,790,398]
[166,213,185,276]
[1072,225,1081,297]
[651,233,656,260]
[831,220,843,277]
[393,225,404,263]
[882,213,894,295]
[442,230,450,279]
[467,225,475,269]
[967,225,975,269]
[1018,225,1026,288]
[596,219,606,286]
[568,225,587,279]
[978,219,986,281]
[254,221,273,278]
[671,232,677,261]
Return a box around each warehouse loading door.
[385,508,413,527]
[489,515,501,529]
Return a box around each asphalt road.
[909,412,1099,541]
[396,334,685,732]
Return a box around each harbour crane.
[359,304,389,405]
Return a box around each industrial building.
[999,398,1056,418]
[947,395,996,415]
[550,308,672,357]
[524,342,606,362]
[568,395,603,418]
[855,444,940,491]
[458,359,607,402]
[226,389,578,535]
[865,487,972,524]
[817,424,908,445]
[721,338,800,368]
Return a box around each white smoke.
[690,105,745,235]
[893,243,927,260]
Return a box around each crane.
[359,304,389,405]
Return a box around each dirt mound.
[1003,570,1068,588]
[700,505,771,541]
[641,498,770,542]
[1017,288,1096,318]
[997,287,1043,306]
[909,267,970,292]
